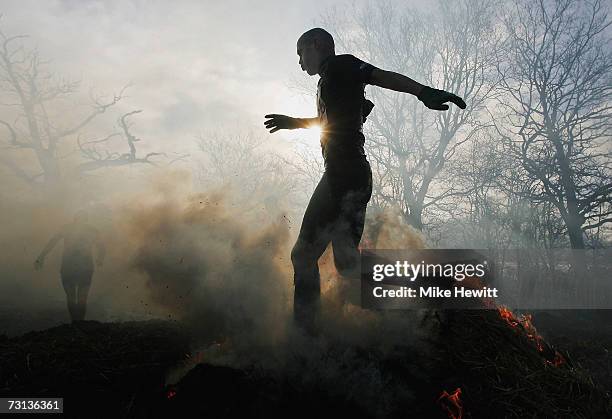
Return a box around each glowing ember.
[438,387,463,419]
[166,389,177,399]
[546,351,566,367]
[498,306,519,327]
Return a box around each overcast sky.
[1,0,422,158]
[0,1,326,152]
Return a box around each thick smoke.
[0,162,436,415]
[0,169,294,338]
[1,165,441,416]
[120,178,294,349]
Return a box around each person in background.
[34,210,105,322]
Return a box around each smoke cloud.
[121,175,294,348]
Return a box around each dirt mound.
[0,311,609,418]
[156,309,611,419]
[0,320,190,418]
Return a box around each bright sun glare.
[275,93,322,146]
[302,124,321,143]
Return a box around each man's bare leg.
[75,281,91,321]
[62,280,79,322]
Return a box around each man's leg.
[331,193,371,273]
[329,160,372,276]
[61,275,78,322]
[75,274,92,321]
[291,172,336,333]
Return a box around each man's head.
[297,28,335,76]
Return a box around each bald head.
[296,28,335,76]
[297,28,335,54]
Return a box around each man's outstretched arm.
[34,232,64,270]
[369,69,466,111]
[264,114,319,134]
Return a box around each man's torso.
[317,54,376,164]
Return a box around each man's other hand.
[418,86,466,111]
[264,114,300,133]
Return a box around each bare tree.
[444,126,570,248]
[77,110,164,172]
[323,0,500,231]
[195,131,302,218]
[0,25,162,189]
[495,0,612,249]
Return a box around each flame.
[438,387,463,419]
[497,306,565,367]
[498,306,520,327]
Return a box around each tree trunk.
[565,213,585,250]
[550,127,585,250]
[406,205,424,231]
[36,149,61,185]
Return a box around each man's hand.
[264,114,300,133]
[418,86,466,111]
[34,258,44,271]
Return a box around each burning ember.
[438,387,463,419]
[166,389,177,399]
[498,306,566,367]
[546,351,566,367]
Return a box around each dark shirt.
[317,54,376,164]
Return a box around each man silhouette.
[34,210,105,322]
[264,28,466,333]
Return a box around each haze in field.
[0,0,609,336]
[0,0,421,334]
